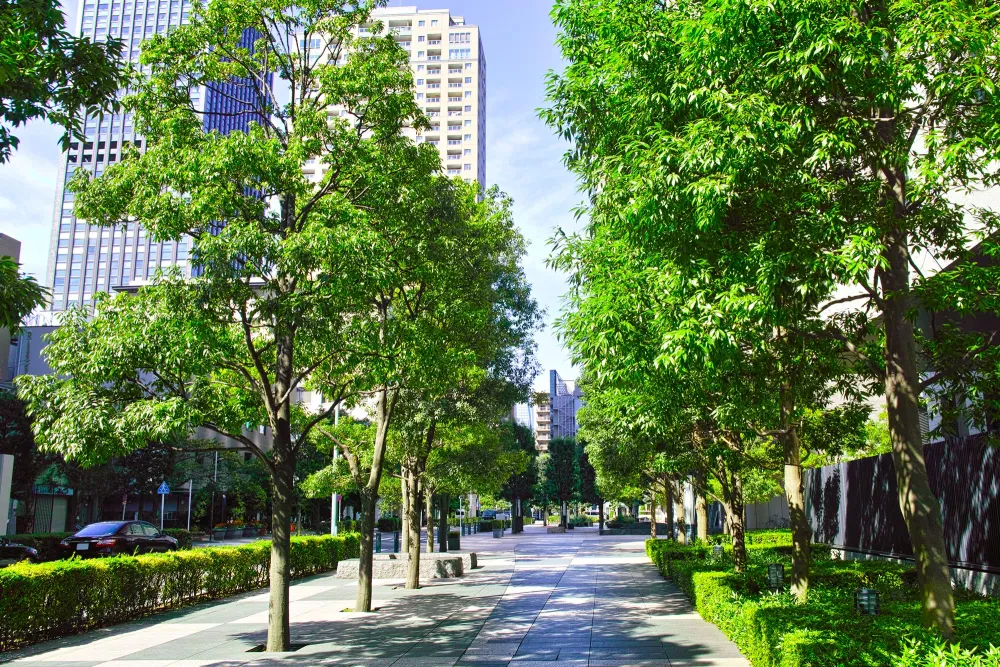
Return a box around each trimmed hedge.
[647,531,1000,667]
[0,533,360,651]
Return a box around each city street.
[2,526,747,667]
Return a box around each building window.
[465,105,471,112]
[417,51,424,57]
[418,35,424,42]
[431,19,438,26]
[418,19,424,26]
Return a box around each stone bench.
[335,552,475,580]
[546,526,566,533]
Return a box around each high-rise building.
[303,6,486,190]
[533,370,584,451]
[45,0,260,310]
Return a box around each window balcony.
[447,139,462,145]
[426,83,440,89]
[448,82,462,88]
[427,55,441,61]
[428,39,441,45]
[447,169,462,175]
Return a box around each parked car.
[481,509,497,520]
[59,521,178,558]
[0,537,39,567]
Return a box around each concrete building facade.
[532,370,584,451]
[303,6,486,191]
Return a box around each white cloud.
[0,120,62,283]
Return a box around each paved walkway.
[3,526,747,667]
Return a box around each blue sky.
[0,0,582,391]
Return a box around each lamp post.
[331,404,339,536]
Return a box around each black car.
[0,538,40,567]
[59,521,178,558]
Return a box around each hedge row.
[0,533,360,651]
[646,532,1000,667]
[7,529,194,561]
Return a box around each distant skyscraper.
[533,370,584,451]
[46,0,261,310]
[303,6,486,190]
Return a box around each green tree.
[545,437,579,527]
[502,422,538,532]
[14,0,449,650]
[0,0,124,161]
[0,257,47,330]
[544,0,1000,633]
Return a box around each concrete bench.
[335,552,474,579]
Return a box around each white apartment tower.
[304,6,486,188]
[383,6,485,188]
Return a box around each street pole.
[186,479,192,531]
[160,493,165,531]
[331,404,339,536]
[209,451,218,540]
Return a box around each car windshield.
[74,522,125,537]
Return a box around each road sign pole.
[160,494,165,531]
[331,404,339,536]
[186,480,192,531]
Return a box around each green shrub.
[163,529,193,549]
[0,533,360,651]
[645,533,1000,667]
[376,517,400,532]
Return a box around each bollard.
[393,530,400,553]
[374,531,382,553]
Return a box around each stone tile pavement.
[1,526,748,667]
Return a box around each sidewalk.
[3,525,748,666]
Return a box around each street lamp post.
[331,404,339,536]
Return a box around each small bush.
[163,529,193,549]
[607,515,638,529]
[376,517,400,532]
[0,533,360,651]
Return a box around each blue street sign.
[157,481,170,495]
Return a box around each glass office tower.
[46,0,259,309]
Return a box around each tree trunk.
[650,490,658,539]
[266,457,295,652]
[401,468,410,554]
[542,500,549,525]
[724,474,747,573]
[425,490,435,553]
[674,479,687,545]
[695,475,708,543]
[354,386,396,613]
[405,469,421,589]
[353,487,378,612]
[881,223,955,636]
[663,478,674,540]
[780,387,810,603]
